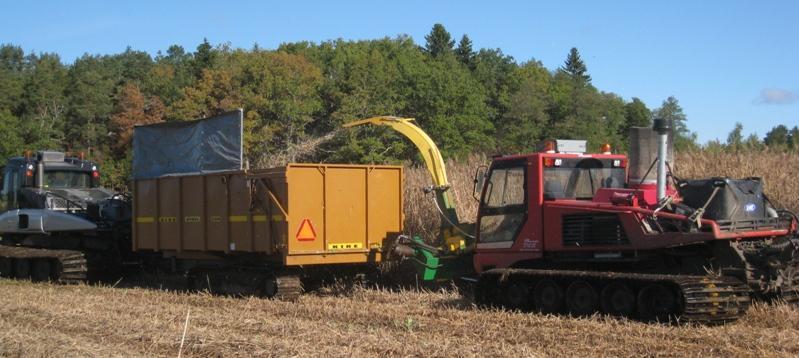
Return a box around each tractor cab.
[474,141,627,256]
[0,151,104,213]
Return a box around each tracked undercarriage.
[475,269,752,324]
[720,235,799,303]
[0,245,90,283]
[187,267,304,300]
[472,234,799,324]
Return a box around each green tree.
[743,133,763,150]
[454,34,475,68]
[21,53,69,150]
[0,44,26,114]
[113,47,153,85]
[192,38,217,78]
[170,51,323,165]
[764,124,789,148]
[560,47,591,85]
[0,109,23,158]
[146,45,195,107]
[65,54,118,154]
[497,61,550,152]
[726,122,744,151]
[424,24,454,58]
[653,96,697,150]
[788,126,799,150]
[623,97,651,133]
[472,48,517,124]
[404,54,493,158]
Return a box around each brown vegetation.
[0,280,797,357]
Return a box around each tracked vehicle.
[0,151,132,283]
[348,117,799,324]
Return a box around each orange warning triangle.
[296,219,317,241]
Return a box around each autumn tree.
[109,83,164,155]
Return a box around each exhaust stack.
[653,118,672,201]
[36,160,45,188]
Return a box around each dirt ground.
[0,279,797,357]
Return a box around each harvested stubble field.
[1,150,798,357]
[0,280,798,357]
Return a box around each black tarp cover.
[132,109,243,179]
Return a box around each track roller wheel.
[0,258,12,277]
[566,280,599,316]
[600,282,636,317]
[474,278,496,308]
[13,259,30,280]
[31,259,52,282]
[260,273,303,300]
[534,279,564,314]
[503,281,531,310]
[637,283,678,322]
[262,274,279,298]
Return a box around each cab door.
[476,159,527,250]
[0,165,21,211]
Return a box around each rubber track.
[274,274,303,301]
[478,268,751,324]
[780,258,799,304]
[0,245,88,284]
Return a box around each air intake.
[37,151,65,162]
[562,214,630,246]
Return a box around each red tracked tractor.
[348,117,799,324]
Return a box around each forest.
[0,24,797,189]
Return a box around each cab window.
[544,158,625,200]
[478,161,527,243]
[0,166,21,210]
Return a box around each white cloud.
[755,88,799,105]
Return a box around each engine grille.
[46,196,71,210]
[562,213,630,246]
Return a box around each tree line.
[0,24,796,189]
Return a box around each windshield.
[43,170,93,189]
[543,158,625,200]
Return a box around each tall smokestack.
[36,160,45,188]
[652,118,672,201]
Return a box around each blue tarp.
[132,109,243,179]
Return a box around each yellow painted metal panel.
[325,167,366,252]
[134,179,158,250]
[205,175,229,251]
[228,175,253,252]
[287,166,325,254]
[285,251,382,266]
[157,177,181,250]
[367,167,403,250]
[132,163,401,267]
[181,176,205,251]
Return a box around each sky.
[2,0,797,143]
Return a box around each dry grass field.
[1,280,798,357]
[0,150,798,356]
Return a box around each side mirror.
[472,165,487,201]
